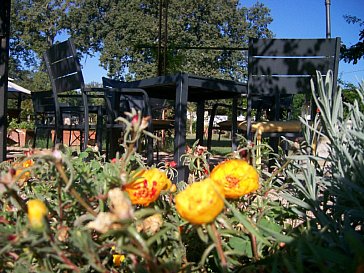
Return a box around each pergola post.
[0,0,11,162]
[157,0,168,76]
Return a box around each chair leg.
[155,137,160,162]
[146,134,153,165]
[108,128,122,160]
[46,129,51,148]
[156,146,160,162]
[68,130,72,146]
[96,119,103,153]
[55,129,62,146]
[104,129,109,160]
[80,130,84,151]
[32,128,38,149]
[206,126,213,151]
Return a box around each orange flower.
[175,178,225,225]
[27,199,48,231]
[210,159,259,199]
[13,159,34,184]
[123,168,172,206]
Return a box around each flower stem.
[58,180,63,224]
[5,186,27,212]
[55,161,97,217]
[265,159,292,185]
[249,232,259,260]
[209,223,227,272]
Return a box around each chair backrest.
[246,38,341,135]
[31,91,55,115]
[43,38,87,123]
[43,39,85,93]
[102,77,152,123]
[31,91,55,126]
[31,91,54,112]
[43,38,91,149]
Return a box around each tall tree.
[10,0,69,72]
[341,15,364,65]
[10,0,273,82]
[67,0,273,81]
[9,0,69,94]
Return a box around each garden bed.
[0,73,363,273]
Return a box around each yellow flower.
[169,184,177,193]
[175,178,225,225]
[123,168,172,206]
[210,159,259,199]
[27,199,48,230]
[113,254,125,266]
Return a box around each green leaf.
[258,224,294,244]
[228,236,252,257]
[197,226,209,244]
[127,226,150,254]
[146,227,173,246]
[224,201,270,245]
[281,193,312,210]
[259,218,282,233]
[134,208,161,220]
[198,243,215,268]
[79,151,89,159]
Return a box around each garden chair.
[246,37,341,165]
[102,78,153,163]
[43,38,103,151]
[102,77,174,163]
[206,101,246,151]
[31,91,56,148]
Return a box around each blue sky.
[81,0,364,85]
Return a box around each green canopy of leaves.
[10,0,273,82]
[340,15,364,65]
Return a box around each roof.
[7,78,31,99]
[8,79,31,95]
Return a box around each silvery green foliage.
[277,71,364,272]
[313,72,364,231]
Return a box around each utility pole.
[325,0,331,38]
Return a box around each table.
[121,73,247,182]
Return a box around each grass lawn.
[24,131,235,158]
[186,133,233,156]
[153,132,234,156]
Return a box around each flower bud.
[136,213,163,236]
[27,199,48,231]
[108,188,134,220]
